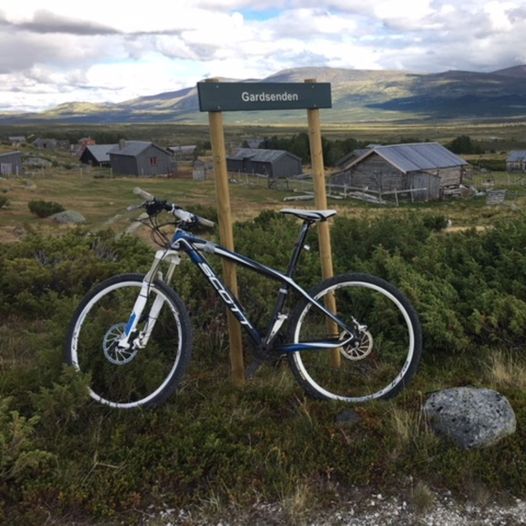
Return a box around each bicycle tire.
[66,273,192,409]
[287,273,422,403]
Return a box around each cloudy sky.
[1,0,525,112]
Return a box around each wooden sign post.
[305,79,341,368]
[205,79,245,386]
[197,78,334,383]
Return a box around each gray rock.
[423,387,516,449]
[50,210,86,224]
[336,410,361,426]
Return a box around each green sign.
[197,82,332,112]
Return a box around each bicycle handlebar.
[132,187,215,228]
[133,187,155,201]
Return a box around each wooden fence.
[229,171,432,206]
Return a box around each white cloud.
[373,0,434,29]
[0,0,525,111]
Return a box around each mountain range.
[2,65,526,125]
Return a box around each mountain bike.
[66,188,422,409]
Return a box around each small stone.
[335,410,361,426]
[49,210,86,224]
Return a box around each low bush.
[470,158,506,171]
[28,200,65,218]
[0,196,8,208]
[1,211,526,523]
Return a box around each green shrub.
[0,397,56,483]
[470,158,506,171]
[0,229,152,318]
[0,196,8,208]
[446,135,484,154]
[28,200,65,218]
[1,212,526,523]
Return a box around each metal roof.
[169,145,197,154]
[507,150,526,162]
[84,144,117,163]
[228,148,301,163]
[110,141,171,157]
[335,148,369,167]
[110,141,151,157]
[347,142,468,173]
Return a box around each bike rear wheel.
[288,273,422,403]
[66,273,192,409]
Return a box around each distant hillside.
[2,66,526,124]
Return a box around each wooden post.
[305,78,341,368]
[206,80,245,385]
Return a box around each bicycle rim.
[69,277,185,409]
[290,277,418,402]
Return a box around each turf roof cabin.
[330,142,468,202]
[227,148,303,179]
[109,140,176,177]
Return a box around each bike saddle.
[280,208,337,222]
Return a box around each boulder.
[50,210,86,225]
[423,387,516,449]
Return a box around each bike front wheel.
[288,273,422,403]
[66,273,192,409]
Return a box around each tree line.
[250,133,489,167]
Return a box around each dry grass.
[389,406,439,462]
[391,406,414,447]
[410,480,436,514]
[0,166,286,243]
[280,481,313,525]
[486,351,526,390]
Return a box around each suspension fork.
[119,250,181,349]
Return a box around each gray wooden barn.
[33,138,57,149]
[330,142,468,201]
[0,151,23,176]
[168,145,197,160]
[9,136,26,146]
[109,141,175,177]
[79,144,117,167]
[507,151,526,172]
[227,148,302,179]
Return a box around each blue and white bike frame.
[121,221,357,354]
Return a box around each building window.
[150,157,158,166]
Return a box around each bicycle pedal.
[270,354,287,368]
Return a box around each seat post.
[286,219,313,278]
[263,219,313,349]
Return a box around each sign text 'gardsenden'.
[197,82,332,112]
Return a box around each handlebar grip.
[132,187,214,227]
[196,216,215,228]
[133,187,154,201]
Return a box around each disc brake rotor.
[102,322,139,365]
[339,329,374,361]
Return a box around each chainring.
[339,329,374,361]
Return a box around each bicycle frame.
[158,223,357,354]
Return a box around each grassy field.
[2,119,526,147]
[1,124,526,524]
[1,136,526,244]
[0,142,288,242]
